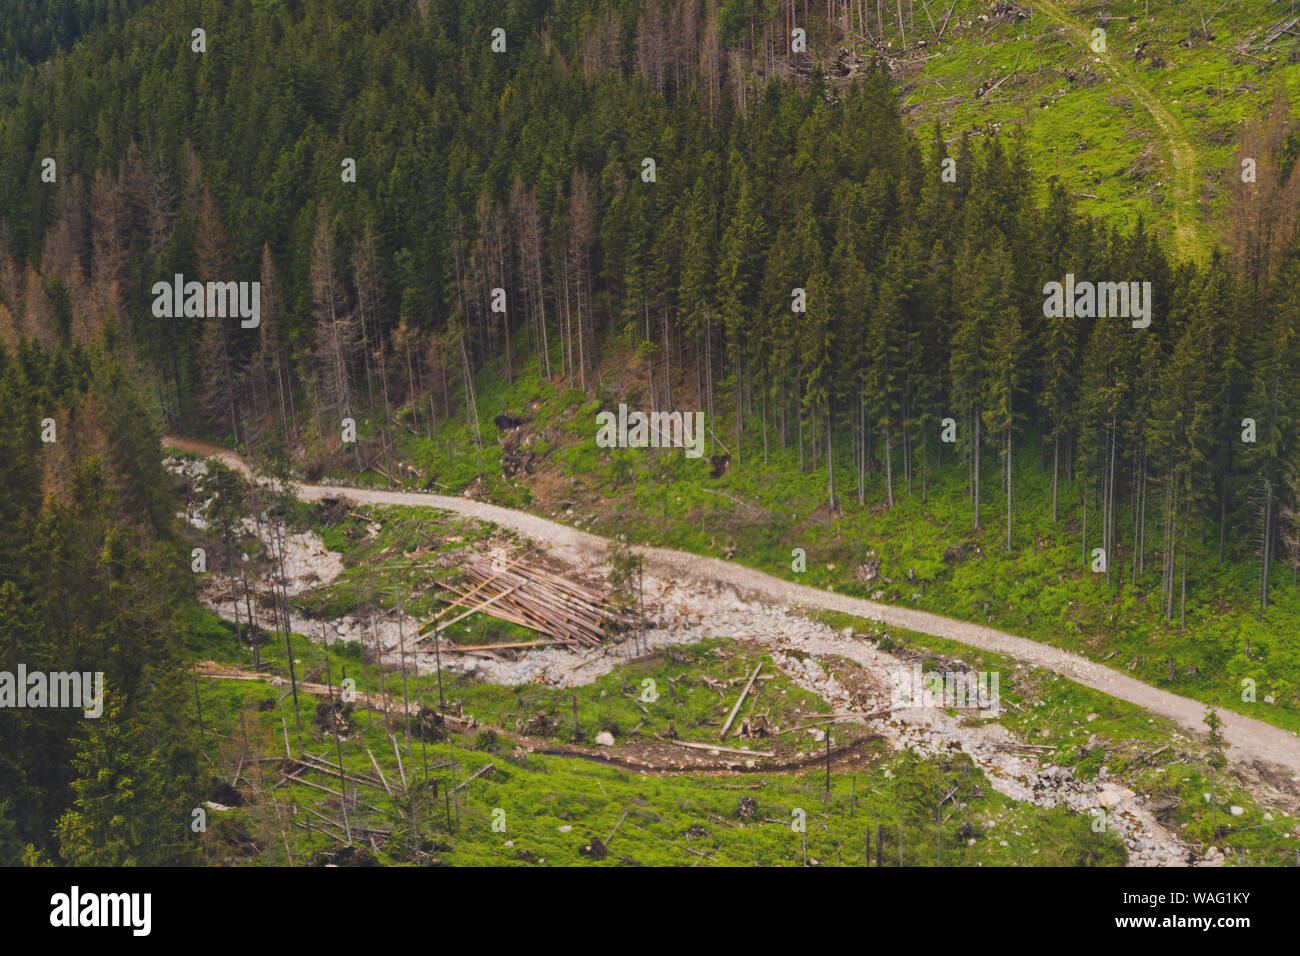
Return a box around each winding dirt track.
[1028,0,1202,258]
[166,436,1300,775]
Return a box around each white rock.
[1230,805,1244,817]
[595,731,615,746]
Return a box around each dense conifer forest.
[2,0,1299,872]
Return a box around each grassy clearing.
[810,609,1300,866]
[895,0,1300,261]
[184,605,1132,867]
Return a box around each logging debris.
[421,557,634,647]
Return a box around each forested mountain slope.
[0,0,144,67]
[0,335,199,864]
[2,0,1300,866]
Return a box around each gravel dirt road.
[165,435,1300,776]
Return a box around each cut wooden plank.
[285,774,342,797]
[718,663,763,740]
[430,556,632,646]
[936,0,957,41]
[417,556,527,632]
[417,581,527,641]
[366,748,394,796]
[670,739,775,758]
[440,639,580,652]
[783,706,893,733]
[605,807,631,845]
[295,754,387,791]
[451,761,495,793]
[433,595,557,640]
[418,554,525,629]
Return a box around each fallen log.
[366,748,394,796]
[417,557,527,633]
[718,663,763,740]
[451,761,495,793]
[936,0,957,41]
[783,707,893,733]
[670,740,776,758]
[440,639,580,652]
[416,581,527,641]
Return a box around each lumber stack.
[421,558,633,647]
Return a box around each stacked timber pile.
[420,557,634,647]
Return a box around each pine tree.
[195,181,243,443]
[1203,708,1227,833]
[310,201,357,459]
